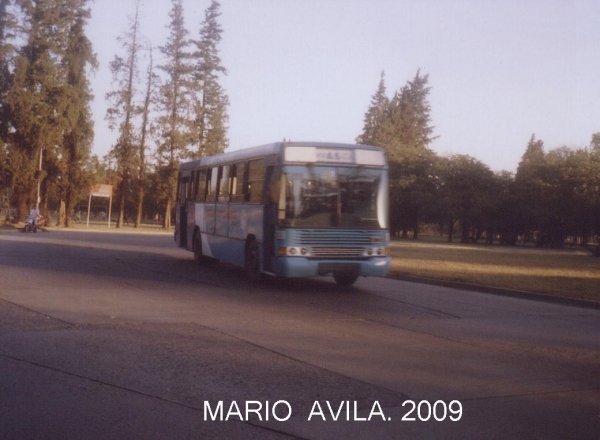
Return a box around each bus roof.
[179,141,385,171]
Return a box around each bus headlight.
[279,247,311,257]
[364,247,387,257]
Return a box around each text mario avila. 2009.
[203,400,464,423]
[204,400,389,422]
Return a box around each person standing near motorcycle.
[24,207,40,232]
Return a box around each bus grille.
[293,230,376,258]
[295,230,373,245]
[311,247,365,257]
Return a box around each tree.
[0,0,16,198]
[358,70,436,237]
[192,0,228,158]
[589,134,600,248]
[58,0,96,227]
[106,0,143,227]
[385,69,436,162]
[134,47,154,227]
[514,134,547,244]
[438,155,496,243]
[155,0,194,228]
[5,0,70,220]
[356,71,389,147]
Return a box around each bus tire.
[193,232,204,265]
[245,240,261,281]
[333,271,359,287]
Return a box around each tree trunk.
[117,177,127,228]
[135,186,144,227]
[57,200,66,227]
[164,197,172,229]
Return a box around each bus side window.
[207,167,218,202]
[218,165,230,202]
[179,177,189,204]
[230,163,246,202]
[196,169,207,202]
[247,159,264,203]
[191,171,197,201]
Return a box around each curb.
[388,273,600,311]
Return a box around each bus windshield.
[280,165,388,229]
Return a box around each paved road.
[0,229,598,439]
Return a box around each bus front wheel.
[333,271,359,287]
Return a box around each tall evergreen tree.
[0,0,16,140]
[156,0,194,228]
[193,0,228,157]
[0,0,16,196]
[386,69,435,162]
[5,0,68,220]
[356,71,389,147]
[358,70,436,237]
[514,134,546,242]
[59,0,96,226]
[133,47,154,227]
[106,0,142,227]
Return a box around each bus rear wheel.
[333,271,359,287]
[193,233,206,265]
[245,240,261,281]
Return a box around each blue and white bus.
[175,142,390,286]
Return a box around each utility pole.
[36,147,43,210]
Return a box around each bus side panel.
[244,204,263,242]
[228,203,246,240]
[204,235,246,267]
[186,201,196,251]
[191,203,215,258]
[215,203,228,237]
[205,202,216,235]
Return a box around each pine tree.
[386,70,435,162]
[156,0,194,228]
[134,47,154,227]
[357,71,389,146]
[515,134,546,243]
[192,0,228,157]
[358,70,436,238]
[106,0,143,227]
[5,0,68,220]
[59,0,96,227]
[0,0,16,196]
[0,0,16,140]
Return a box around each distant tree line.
[0,0,228,228]
[358,71,600,250]
[1,1,598,250]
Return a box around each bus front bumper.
[274,257,390,279]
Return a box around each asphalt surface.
[0,228,598,439]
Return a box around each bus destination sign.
[315,148,353,163]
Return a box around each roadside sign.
[87,184,113,228]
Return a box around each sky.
[87,0,600,172]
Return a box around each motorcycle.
[23,213,44,233]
